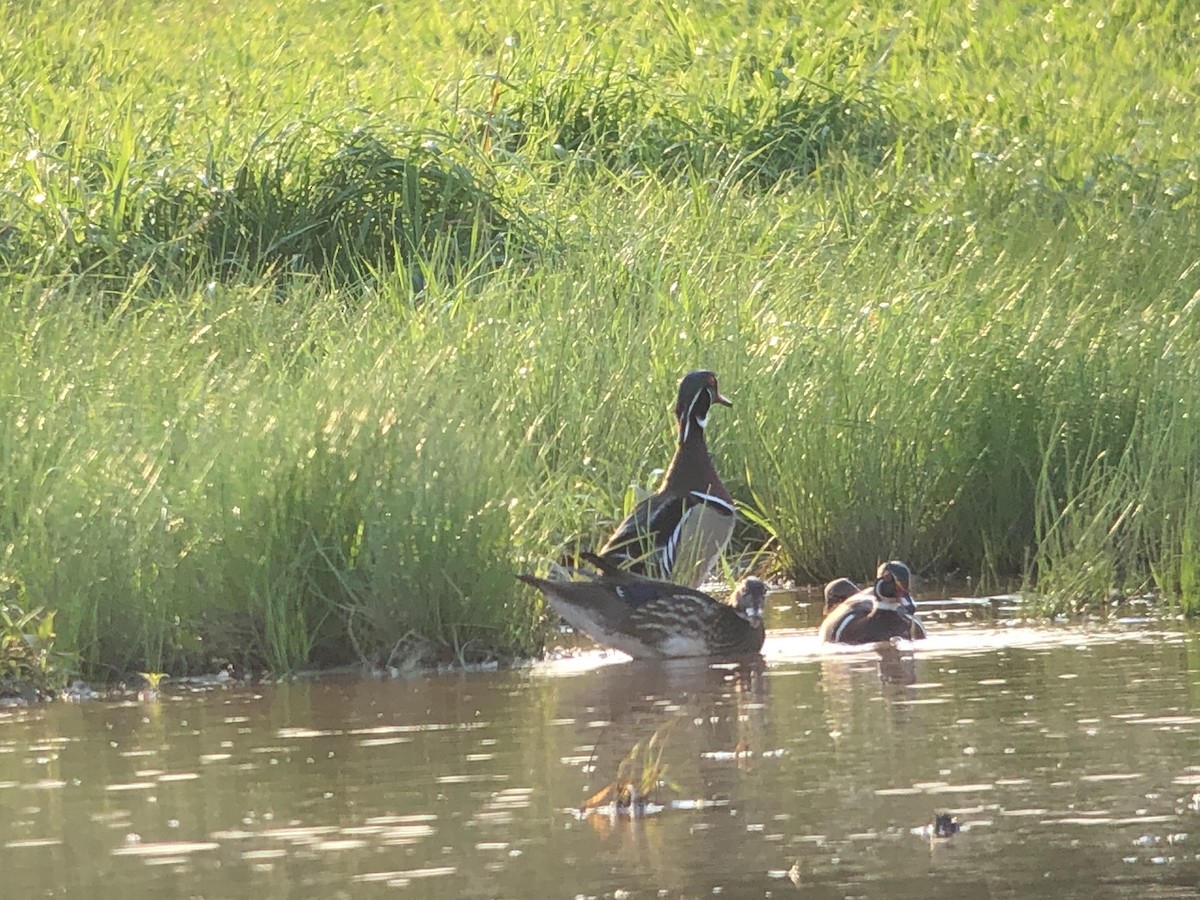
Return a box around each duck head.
[676,370,732,444]
[872,560,914,612]
[823,577,859,612]
[730,577,768,623]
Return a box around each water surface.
[4,592,1200,898]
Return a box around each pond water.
[4,590,1200,899]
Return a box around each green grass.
[1,0,1199,676]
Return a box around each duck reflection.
[876,643,918,686]
[818,642,920,749]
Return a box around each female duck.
[822,577,860,612]
[520,556,767,659]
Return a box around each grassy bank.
[2,0,1198,677]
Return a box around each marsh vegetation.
[1,0,1197,677]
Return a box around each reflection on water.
[4,596,1200,898]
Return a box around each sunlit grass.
[1,0,1198,675]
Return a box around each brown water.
[5,592,1200,899]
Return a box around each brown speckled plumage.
[520,558,767,659]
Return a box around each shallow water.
[5,592,1200,898]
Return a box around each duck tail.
[517,573,550,591]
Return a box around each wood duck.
[883,560,919,615]
[818,561,926,644]
[821,563,918,615]
[823,577,860,612]
[596,371,736,589]
[520,555,766,659]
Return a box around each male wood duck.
[818,561,926,644]
[520,555,766,659]
[821,563,918,615]
[596,371,736,588]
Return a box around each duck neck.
[662,418,730,500]
[872,597,905,614]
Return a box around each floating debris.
[580,720,679,819]
[61,681,99,703]
[934,813,960,838]
[911,812,964,840]
[137,672,170,702]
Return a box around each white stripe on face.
[687,388,709,432]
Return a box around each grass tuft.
[7,123,533,293]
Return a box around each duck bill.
[713,391,733,408]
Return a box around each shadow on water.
[3,594,1200,898]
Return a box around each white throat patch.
[686,389,709,436]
